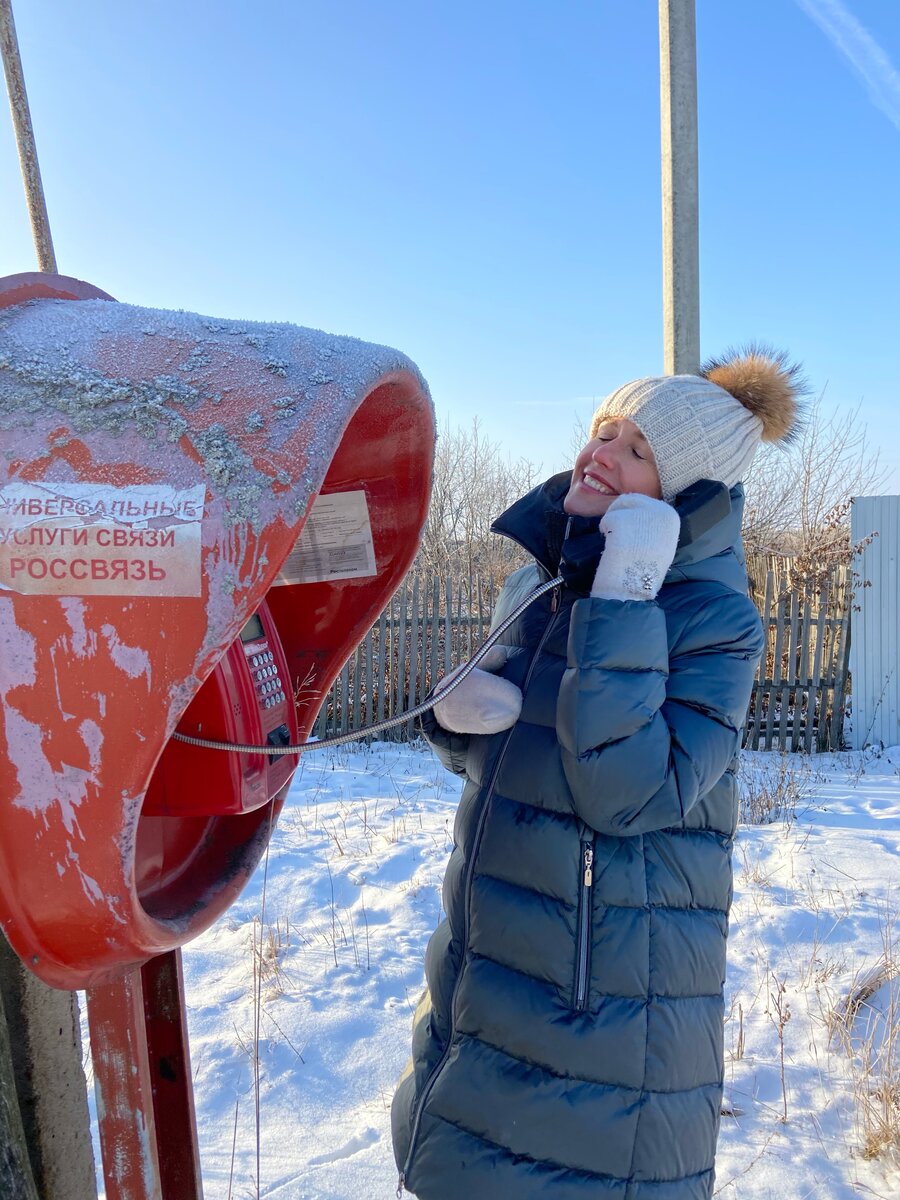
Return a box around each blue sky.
[2,0,898,487]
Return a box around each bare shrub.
[416,418,540,585]
[742,395,886,582]
[738,753,815,826]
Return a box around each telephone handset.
[142,600,300,817]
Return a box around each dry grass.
[738,753,818,826]
[726,807,900,1186]
[250,915,292,999]
[830,919,900,1165]
[737,843,775,888]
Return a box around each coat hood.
[491,473,751,596]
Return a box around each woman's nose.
[592,440,616,466]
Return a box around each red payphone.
[0,272,434,987]
[0,271,435,1200]
[136,601,301,922]
[142,603,299,820]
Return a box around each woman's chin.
[564,485,617,518]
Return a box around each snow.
[182,740,458,1200]
[83,741,900,1198]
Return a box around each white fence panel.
[849,495,900,749]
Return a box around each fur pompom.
[701,345,805,443]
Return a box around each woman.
[392,350,801,1199]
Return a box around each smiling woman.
[393,347,805,1200]
[564,417,662,518]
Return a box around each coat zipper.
[399,582,562,1191]
[574,838,594,1011]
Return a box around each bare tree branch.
[742,393,886,580]
[416,418,541,584]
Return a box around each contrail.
[795,0,900,132]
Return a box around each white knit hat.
[589,348,803,502]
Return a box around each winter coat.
[391,474,765,1200]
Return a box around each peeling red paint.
[0,275,434,989]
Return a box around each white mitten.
[591,494,681,601]
[431,645,522,734]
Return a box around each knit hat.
[589,347,804,502]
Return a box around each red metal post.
[86,951,202,1200]
[86,967,163,1200]
[141,952,204,1200]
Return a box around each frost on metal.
[0,291,434,986]
[0,293,433,663]
[0,297,431,531]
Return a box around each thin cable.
[0,0,57,272]
[172,574,563,755]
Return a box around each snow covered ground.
[93,741,900,1198]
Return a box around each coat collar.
[491,473,750,593]
[490,472,574,578]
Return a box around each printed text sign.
[0,483,205,597]
[273,490,377,586]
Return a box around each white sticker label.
[0,483,205,597]
[274,490,377,586]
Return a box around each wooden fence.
[313,574,497,741]
[743,557,851,752]
[314,561,852,752]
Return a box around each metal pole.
[658,0,699,375]
[0,935,98,1199]
[0,14,95,1194]
[0,965,40,1200]
[0,0,57,272]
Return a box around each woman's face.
[564,417,663,518]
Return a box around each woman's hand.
[431,646,522,734]
[590,494,681,601]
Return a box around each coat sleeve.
[556,589,763,835]
[416,565,540,778]
[417,705,471,777]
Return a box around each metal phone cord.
[172,575,564,755]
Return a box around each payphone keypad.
[140,603,299,820]
[248,646,287,708]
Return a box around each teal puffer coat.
[392,475,764,1200]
